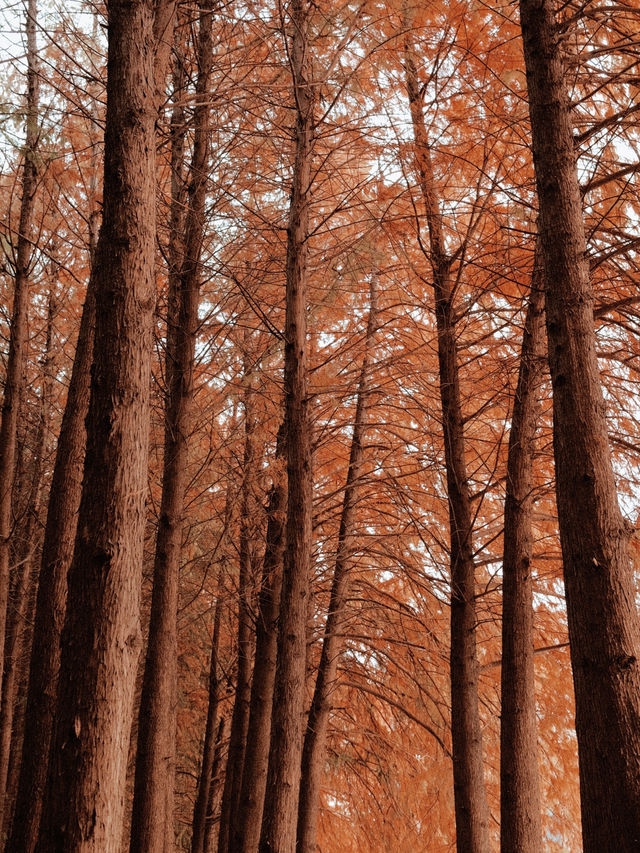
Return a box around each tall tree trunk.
[7,19,103,848]
[296,275,378,853]
[403,37,490,853]
[235,427,286,853]
[0,268,56,832]
[258,1,315,849]
[203,714,231,853]
[519,4,640,851]
[500,253,545,853]
[0,0,39,706]
[7,234,98,853]
[191,576,224,853]
[129,4,214,850]
[35,1,174,849]
[218,364,256,853]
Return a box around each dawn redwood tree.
[7,74,103,853]
[296,274,378,853]
[129,2,215,849]
[258,0,316,848]
[217,362,257,853]
[235,427,286,853]
[34,0,176,849]
[403,32,490,853]
[520,2,640,851]
[500,251,545,853]
[0,0,39,706]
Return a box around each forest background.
[0,0,639,851]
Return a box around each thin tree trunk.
[0,268,56,832]
[296,275,378,853]
[519,4,640,851]
[258,1,315,849]
[7,235,98,853]
[35,1,175,849]
[235,427,286,853]
[203,714,231,853]
[500,253,545,853]
[403,37,490,853]
[191,578,224,853]
[0,0,39,706]
[129,4,214,850]
[7,19,104,847]
[218,365,256,853]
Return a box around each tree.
[35,0,176,848]
[519,2,640,850]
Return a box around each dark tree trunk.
[500,253,545,853]
[218,365,257,853]
[0,0,39,708]
[404,37,490,853]
[296,275,378,853]
[258,1,315,849]
[519,4,640,851]
[191,576,224,853]
[203,714,231,853]
[0,273,56,832]
[235,428,286,853]
[129,4,214,850]
[6,96,101,853]
[35,1,175,849]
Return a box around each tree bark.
[0,270,56,834]
[258,1,315,849]
[129,4,214,850]
[403,37,490,853]
[519,4,640,851]
[203,714,230,853]
[7,227,98,853]
[500,252,545,853]
[218,364,257,853]
[191,576,224,853]
[235,426,286,853]
[0,0,39,708]
[35,1,174,849]
[296,275,378,853]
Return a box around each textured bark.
[7,241,97,853]
[191,579,224,853]
[296,276,378,853]
[0,0,39,706]
[203,714,230,853]
[0,271,56,833]
[235,428,286,853]
[500,255,545,853]
[404,38,490,853]
[258,2,315,849]
[218,368,256,853]
[35,0,174,849]
[519,4,640,851]
[129,5,214,850]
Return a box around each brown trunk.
[235,427,286,853]
[500,253,545,853]
[258,2,315,849]
[0,0,39,705]
[296,276,378,853]
[35,0,174,849]
[0,270,56,833]
[7,13,104,849]
[403,37,490,853]
[519,4,640,851]
[129,4,213,850]
[203,714,231,853]
[7,244,97,853]
[218,366,257,853]
[191,578,224,853]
